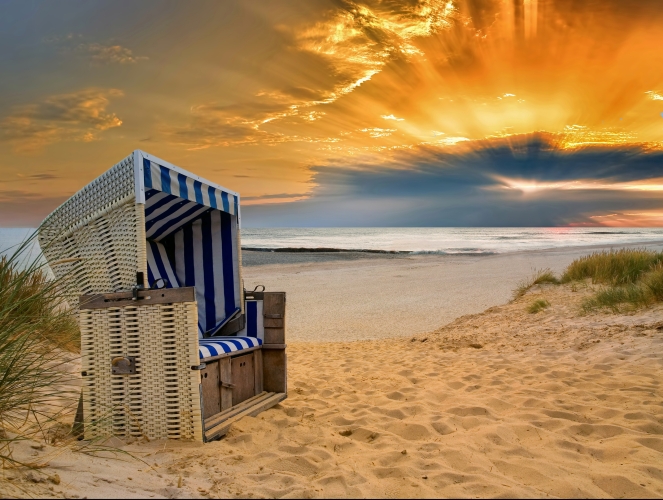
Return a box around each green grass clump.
[528,299,550,314]
[562,249,663,313]
[562,249,663,286]
[513,268,560,300]
[0,232,79,466]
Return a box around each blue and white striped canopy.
[143,159,238,216]
[140,156,242,338]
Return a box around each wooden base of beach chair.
[204,391,287,441]
[200,292,287,441]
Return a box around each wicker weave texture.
[42,200,145,309]
[80,301,203,441]
[37,154,150,308]
[39,154,135,242]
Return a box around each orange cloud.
[0,88,123,151]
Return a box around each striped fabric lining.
[145,190,210,242]
[146,240,180,289]
[198,336,262,359]
[143,159,238,216]
[173,210,241,336]
[238,300,264,341]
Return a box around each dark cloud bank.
[243,134,663,227]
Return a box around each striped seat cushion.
[198,336,262,360]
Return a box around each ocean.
[3,227,663,260]
[240,227,663,255]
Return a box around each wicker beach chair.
[38,150,286,442]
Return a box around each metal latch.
[111,356,137,375]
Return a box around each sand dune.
[4,280,663,498]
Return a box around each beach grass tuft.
[562,248,663,286]
[527,299,550,314]
[562,249,663,312]
[513,268,560,300]
[0,232,79,466]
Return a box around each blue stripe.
[220,211,236,316]
[247,301,257,337]
[201,213,216,331]
[147,261,156,286]
[178,173,188,200]
[193,181,203,204]
[233,195,238,215]
[208,186,217,209]
[145,199,190,231]
[143,159,152,189]
[182,224,195,287]
[160,166,171,194]
[221,192,230,213]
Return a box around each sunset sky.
[1,0,662,227]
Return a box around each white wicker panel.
[80,302,202,442]
[39,154,135,243]
[42,201,141,308]
[38,154,142,308]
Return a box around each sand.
[3,245,663,498]
[241,242,663,342]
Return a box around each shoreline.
[242,239,663,266]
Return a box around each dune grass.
[527,299,550,314]
[559,249,663,312]
[512,249,663,313]
[513,268,560,300]
[0,232,79,466]
[562,248,663,286]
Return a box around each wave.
[242,246,497,256]
[585,231,630,235]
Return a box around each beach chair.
[38,150,287,442]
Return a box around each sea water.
[3,227,663,259]
[241,227,663,254]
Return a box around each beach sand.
[242,242,663,342]
[3,245,663,498]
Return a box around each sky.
[0,0,662,227]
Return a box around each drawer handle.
[220,382,235,389]
[264,314,283,319]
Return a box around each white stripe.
[151,161,162,191]
[210,211,226,324]
[230,216,240,308]
[185,176,196,201]
[156,243,179,287]
[167,167,177,196]
[192,220,206,331]
[198,345,212,358]
[215,190,224,211]
[146,243,160,280]
[201,186,211,207]
[235,338,250,349]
